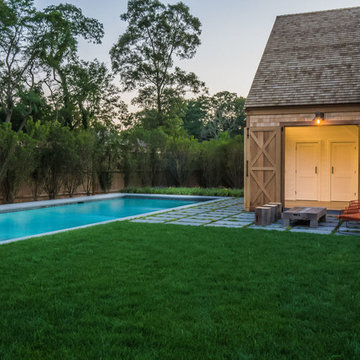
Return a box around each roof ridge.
[277,6,360,18]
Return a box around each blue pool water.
[0,197,197,242]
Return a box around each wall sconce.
[313,112,324,125]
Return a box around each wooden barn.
[244,7,360,211]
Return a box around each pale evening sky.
[34,0,360,108]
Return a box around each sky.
[34,0,360,108]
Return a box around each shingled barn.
[244,7,360,211]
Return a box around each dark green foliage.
[62,131,86,197]
[0,223,359,359]
[224,134,244,188]
[182,92,246,140]
[38,123,75,199]
[34,3,104,128]
[0,1,108,129]
[119,126,168,187]
[119,124,244,189]
[165,136,198,186]
[182,98,207,139]
[76,129,98,195]
[197,133,244,189]
[26,119,50,200]
[56,59,128,129]
[95,124,121,192]
[200,91,246,139]
[0,123,36,202]
[198,137,225,187]
[0,0,39,126]
[0,121,121,201]
[120,186,244,197]
[0,0,247,204]
[110,0,205,118]
[97,171,113,193]
[0,1,128,192]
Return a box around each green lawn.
[0,223,359,359]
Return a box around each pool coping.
[0,193,222,214]
[0,193,226,245]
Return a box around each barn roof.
[245,7,360,109]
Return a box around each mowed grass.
[0,223,359,359]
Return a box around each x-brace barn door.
[245,127,282,211]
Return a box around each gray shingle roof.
[245,7,360,109]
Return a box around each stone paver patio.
[129,197,360,235]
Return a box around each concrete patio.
[129,197,360,235]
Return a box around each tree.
[182,98,207,139]
[62,130,84,197]
[165,135,198,186]
[119,126,168,187]
[65,60,128,129]
[77,129,98,195]
[38,122,76,199]
[110,0,205,125]
[95,124,121,193]
[35,3,104,128]
[224,134,244,189]
[25,118,48,200]
[201,92,246,139]
[0,123,36,203]
[0,0,41,129]
[198,137,225,187]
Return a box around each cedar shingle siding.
[245,7,360,108]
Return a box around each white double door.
[295,141,357,201]
[330,142,358,201]
[295,142,320,200]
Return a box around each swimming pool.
[0,194,212,243]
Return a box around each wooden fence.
[0,172,125,204]
[0,170,203,204]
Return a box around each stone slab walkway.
[129,197,360,235]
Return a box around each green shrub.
[77,129,98,196]
[38,123,76,199]
[62,131,85,197]
[120,186,243,197]
[95,125,121,193]
[198,138,224,187]
[165,136,198,186]
[119,127,167,187]
[0,123,36,203]
[223,134,244,188]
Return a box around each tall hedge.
[0,122,244,204]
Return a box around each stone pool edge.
[0,193,222,214]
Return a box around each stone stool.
[263,204,279,222]
[268,202,283,220]
[255,206,272,226]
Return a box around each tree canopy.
[35,3,104,128]
[0,0,40,128]
[200,91,246,139]
[110,0,206,124]
[0,0,247,204]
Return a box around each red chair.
[338,213,360,222]
[348,200,360,208]
[338,200,360,222]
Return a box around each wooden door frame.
[280,121,360,207]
